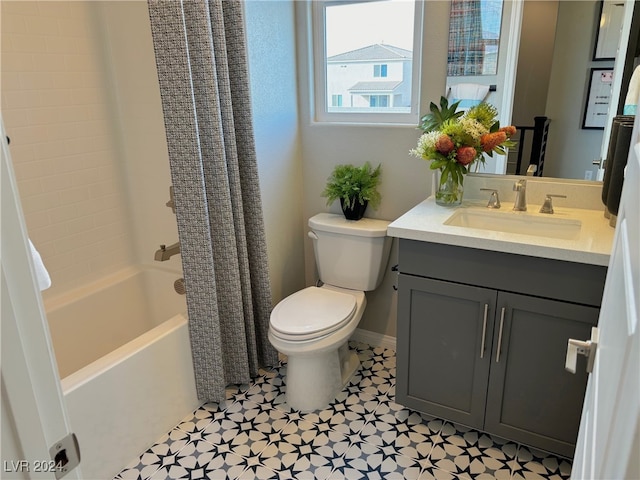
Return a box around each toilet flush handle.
[308,231,318,240]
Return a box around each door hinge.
[565,327,599,374]
[49,433,80,479]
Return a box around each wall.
[244,0,306,303]
[1,1,179,301]
[295,1,453,338]
[1,1,134,298]
[94,2,178,271]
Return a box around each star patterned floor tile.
[114,342,573,480]
[332,440,423,480]
[511,445,572,480]
[428,422,518,480]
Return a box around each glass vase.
[435,173,464,206]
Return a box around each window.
[312,0,423,124]
[369,95,389,107]
[373,64,388,78]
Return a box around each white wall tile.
[2,0,135,296]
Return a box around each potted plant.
[322,162,382,220]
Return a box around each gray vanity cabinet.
[397,274,496,429]
[396,239,606,458]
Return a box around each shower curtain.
[147,0,278,403]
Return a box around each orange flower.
[456,146,477,165]
[481,131,507,152]
[499,125,517,137]
[435,134,455,155]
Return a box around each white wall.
[94,2,178,271]
[244,0,306,303]
[295,1,452,337]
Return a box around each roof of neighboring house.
[348,81,403,92]
[328,44,412,63]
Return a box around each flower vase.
[435,174,463,206]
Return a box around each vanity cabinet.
[396,239,606,458]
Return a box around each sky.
[325,0,416,56]
[324,0,505,57]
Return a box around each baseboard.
[351,328,397,351]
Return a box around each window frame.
[311,0,424,125]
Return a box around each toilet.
[268,213,392,412]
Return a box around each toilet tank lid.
[309,213,390,237]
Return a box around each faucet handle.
[480,188,501,209]
[513,179,526,190]
[539,194,567,214]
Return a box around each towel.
[623,65,640,115]
[29,239,51,291]
[449,83,490,110]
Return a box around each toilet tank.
[308,213,392,291]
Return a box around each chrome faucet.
[155,241,180,261]
[513,179,527,211]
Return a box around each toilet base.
[285,341,360,412]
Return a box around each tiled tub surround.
[115,343,572,480]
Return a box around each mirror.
[507,0,639,181]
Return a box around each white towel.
[29,239,51,291]
[449,83,491,109]
[624,65,640,115]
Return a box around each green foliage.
[419,96,464,132]
[465,102,499,129]
[322,162,382,209]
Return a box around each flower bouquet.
[410,97,516,206]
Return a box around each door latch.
[565,327,599,374]
[49,433,80,479]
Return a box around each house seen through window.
[315,0,421,122]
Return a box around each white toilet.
[268,213,392,412]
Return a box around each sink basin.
[444,209,582,240]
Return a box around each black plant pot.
[340,198,368,220]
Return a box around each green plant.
[322,162,382,209]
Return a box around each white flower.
[459,115,489,141]
[410,131,440,157]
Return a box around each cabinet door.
[485,292,599,457]
[396,274,497,428]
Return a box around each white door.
[1,123,82,479]
[570,105,640,478]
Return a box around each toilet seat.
[270,286,357,341]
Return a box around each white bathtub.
[45,265,200,480]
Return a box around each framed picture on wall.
[593,0,625,61]
[583,68,613,129]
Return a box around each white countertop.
[387,197,615,266]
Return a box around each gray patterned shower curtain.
[147,0,278,403]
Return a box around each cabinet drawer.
[398,239,607,307]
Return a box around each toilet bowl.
[268,213,391,412]
[268,285,366,412]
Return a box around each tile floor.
[114,343,573,480]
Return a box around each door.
[396,275,496,429]
[570,105,640,477]
[1,123,82,479]
[485,292,599,458]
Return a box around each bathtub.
[45,265,200,480]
